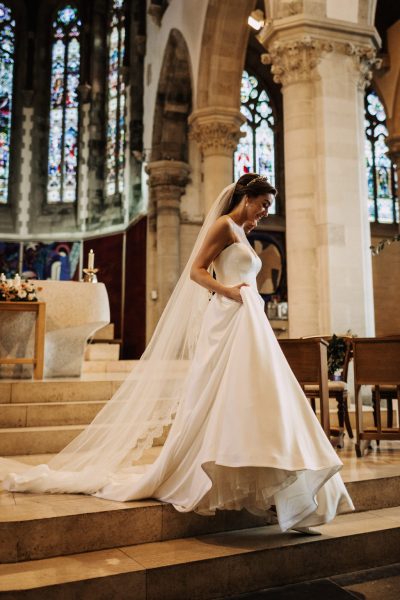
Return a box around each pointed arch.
[151,29,192,163]
[196,0,256,110]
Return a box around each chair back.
[279,338,329,384]
[352,337,400,386]
[278,338,330,436]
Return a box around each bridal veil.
[1,183,237,494]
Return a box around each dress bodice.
[213,220,262,288]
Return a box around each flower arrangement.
[0,273,41,302]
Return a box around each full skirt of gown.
[90,287,354,530]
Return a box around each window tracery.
[234,70,276,214]
[364,89,398,224]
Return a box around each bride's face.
[245,193,273,227]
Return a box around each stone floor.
[222,563,400,599]
[2,364,400,598]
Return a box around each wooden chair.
[302,336,354,444]
[278,338,330,439]
[371,335,400,435]
[353,337,400,457]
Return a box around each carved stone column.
[189,107,245,213]
[145,160,190,336]
[259,24,379,337]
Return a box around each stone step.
[0,401,106,427]
[1,507,400,599]
[0,424,86,455]
[84,343,120,361]
[83,359,137,373]
[0,405,385,432]
[0,423,169,456]
[0,379,122,404]
[1,462,399,564]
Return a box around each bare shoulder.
[207,215,234,240]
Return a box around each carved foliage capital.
[261,36,333,86]
[189,109,245,157]
[345,43,382,91]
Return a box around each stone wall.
[371,236,400,336]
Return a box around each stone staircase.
[1,475,400,598]
[1,361,400,598]
[0,368,389,456]
[0,378,121,456]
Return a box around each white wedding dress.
[2,217,354,531]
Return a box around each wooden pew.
[278,338,330,438]
[353,337,400,457]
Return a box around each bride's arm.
[190,218,248,302]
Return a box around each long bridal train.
[1,219,354,532]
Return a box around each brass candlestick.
[83,268,99,283]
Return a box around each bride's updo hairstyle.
[224,173,277,214]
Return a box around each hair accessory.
[246,175,269,187]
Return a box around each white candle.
[88,249,95,270]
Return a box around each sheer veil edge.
[0,183,236,494]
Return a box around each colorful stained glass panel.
[47,5,81,204]
[364,90,398,223]
[234,70,276,214]
[106,0,126,199]
[0,3,15,204]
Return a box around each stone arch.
[196,0,256,110]
[146,28,192,339]
[151,28,193,162]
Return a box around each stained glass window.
[106,0,126,199]
[0,3,15,205]
[364,89,398,224]
[47,5,81,204]
[234,70,276,214]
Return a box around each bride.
[1,173,354,532]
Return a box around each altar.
[0,281,110,378]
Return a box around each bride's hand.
[224,283,249,303]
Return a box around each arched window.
[105,0,126,199]
[47,4,81,204]
[365,89,398,224]
[0,2,15,205]
[234,70,276,214]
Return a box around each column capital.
[189,107,245,157]
[145,160,190,189]
[261,36,333,85]
[145,160,190,212]
[344,42,382,90]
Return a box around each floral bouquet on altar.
[0,273,41,302]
